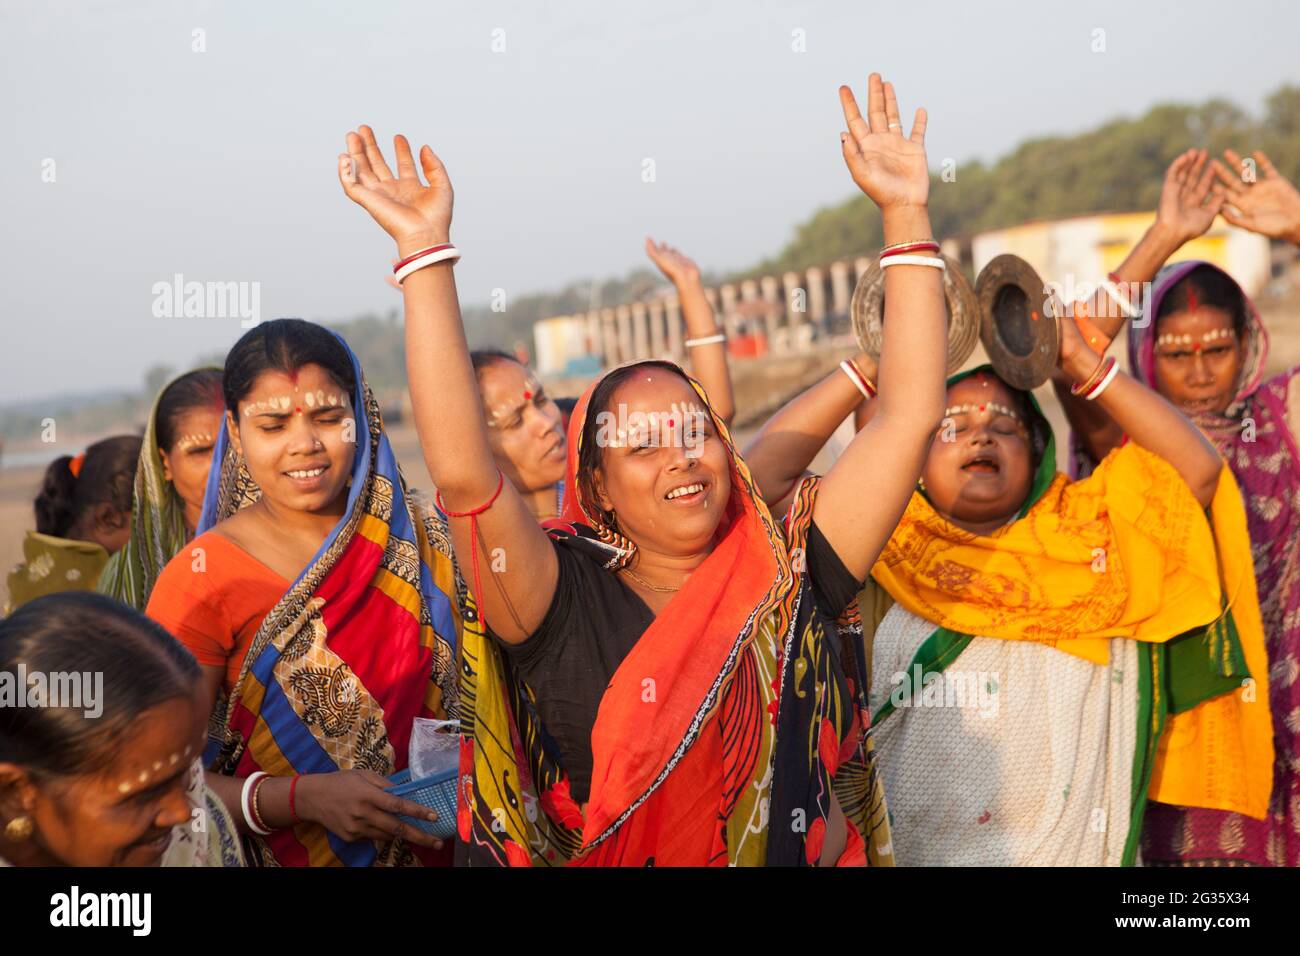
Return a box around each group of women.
[2,73,1297,867]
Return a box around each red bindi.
[295,405,302,413]
[523,390,532,400]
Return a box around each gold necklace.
[620,565,682,593]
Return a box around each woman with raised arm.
[338,72,945,866]
[146,319,461,867]
[98,368,225,609]
[744,293,1274,865]
[468,236,734,524]
[1065,148,1300,866]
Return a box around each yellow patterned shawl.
[871,442,1273,819]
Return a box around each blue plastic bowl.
[386,766,458,840]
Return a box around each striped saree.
[197,334,461,866]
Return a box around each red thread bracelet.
[393,243,455,273]
[288,774,302,825]
[436,471,506,631]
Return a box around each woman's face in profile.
[9,695,203,866]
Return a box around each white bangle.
[395,246,461,283]
[1084,357,1121,401]
[241,771,273,836]
[684,332,726,348]
[1099,279,1140,319]
[839,360,872,400]
[879,254,946,271]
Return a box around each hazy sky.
[2,0,1297,404]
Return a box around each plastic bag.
[408,717,460,780]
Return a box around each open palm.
[1213,149,1300,244]
[1157,148,1223,243]
[645,237,701,287]
[839,74,929,210]
[338,125,453,254]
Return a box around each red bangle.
[880,241,941,259]
[393,243,455,273]
[1071,355,1116,397]
[288,774,302,825]
[843,358,877,397]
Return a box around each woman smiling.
[338,71,947,865]
[145,319,462,866]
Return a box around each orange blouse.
[146,531,288,697]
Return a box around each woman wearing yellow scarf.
[745,306,1273,866]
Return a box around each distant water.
[1,447,65,471]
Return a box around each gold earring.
[4,816,33,841]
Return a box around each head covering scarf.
[457,361,894,866]
[1123,262,1300,866]
[197,331,462,867]
[98,369,220,610]
[5,532,108,615]
[865,365,1272,857]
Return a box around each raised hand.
[338,126,453,256]
[1212,149,1300,245]
[1156,148,1224,244]
[1056,298,1094,371]
[645,237,702,289]
[838,74,929,210]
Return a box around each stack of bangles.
[240,771,304,836]
[393,243,461,283]
[879,239,945,271]
[241,771,274,836]
[839,358,877,399]
[1070,355,1120,401]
